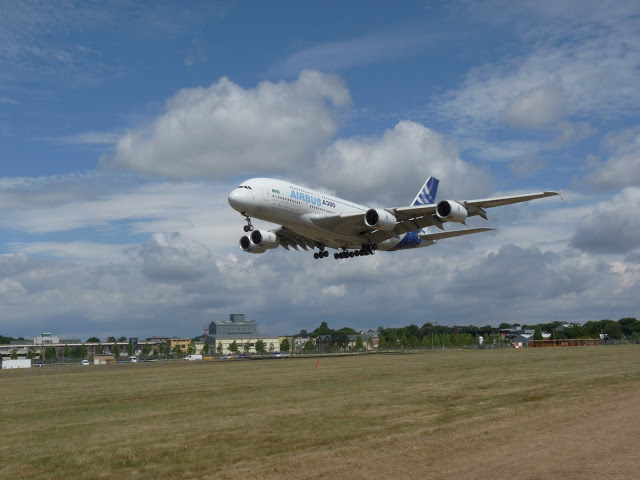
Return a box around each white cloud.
[106,71,351,179]
[501,84,567,128]
[311,121,493,205]
[321,284,347,298]
[584,126,640,189]
[432,15,640,135]
[276,28,431,75]
[0,278,27,303]
[135,233,212,283]
[571,187,640,254]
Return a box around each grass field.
[1,346,639,479]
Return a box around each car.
[128,356,138,363]
[81,359,90,366]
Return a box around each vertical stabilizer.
[411,177,439,206]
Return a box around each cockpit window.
[237,185,252,189]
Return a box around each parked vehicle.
[128,356,138,363]
[184,354,203,361]
[81,359,90,366]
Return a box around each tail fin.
[411,177,439,206]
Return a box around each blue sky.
[1,1,639,340]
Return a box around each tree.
[86,337,101,343]
[217,342,223,355]
[188,344,196,355]
[378,334,388,350]
[118,336,127,342]
[142,344,152,357]
[96,343,104,354]
[127,342,135,357]
[44,346,56,360]
[603,322,624,340]
[172,345,183,358]
[63,345,72,361]
[107,336,116,343]
[27,346,38,359]
[332,332,349,349]
[534,327,543,341]
[243,342,251,354]
[158,343,167,357]
[113,344,120,358]
[312,322,333,336]
[255,340,266,354]
[74,345,88,359]
[355,334,364,351]
[202,341,210,355]
[303,338,315,351]
[280,338,290,353]
[400,332,409,348]
[268,343,275,353]
[229,341,238,354]
[10,348,18,359]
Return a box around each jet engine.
[239,235,266,254]
[436,200,468,223]
[364,208,397,231]
[250,230,280,249]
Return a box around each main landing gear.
[242,215,254,233]
[332,243,377,260]
[313,250,330,259]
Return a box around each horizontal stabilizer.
[419,227,494,241]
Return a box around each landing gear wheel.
[243,215,254,233]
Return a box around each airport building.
[205,314,280,355]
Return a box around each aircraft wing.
[418,227,494,241]
[291,190,558,246]
[308,212,367,237]
[390,190,559,233]
[273,226,323,251]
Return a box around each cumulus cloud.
[0,278,27,303]
[106,71,351,179]
[310,121,493,205]
[571,187,640,254]
[584,126,640,190]
[135,233,212,283]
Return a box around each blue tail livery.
[411,176,439,206]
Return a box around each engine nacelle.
[250,230,280,249]
[436,200,468,223]
[364,208,397,231]
[239,235,266,254]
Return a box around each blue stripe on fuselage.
[390,231,422,250]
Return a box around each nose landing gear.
[242,215,254,233]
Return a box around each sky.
[1,0,639,340]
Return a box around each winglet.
[411,177,439,206]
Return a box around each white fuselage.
[228,178,431,251]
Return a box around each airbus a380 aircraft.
[228,177,558,260]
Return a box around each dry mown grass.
[1,346,639,479]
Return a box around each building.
[208,314,257,336]
[166,338,191,353]
[205,314,279,355]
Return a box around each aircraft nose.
[228,189,243,211]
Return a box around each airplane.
[227,176,559,260]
